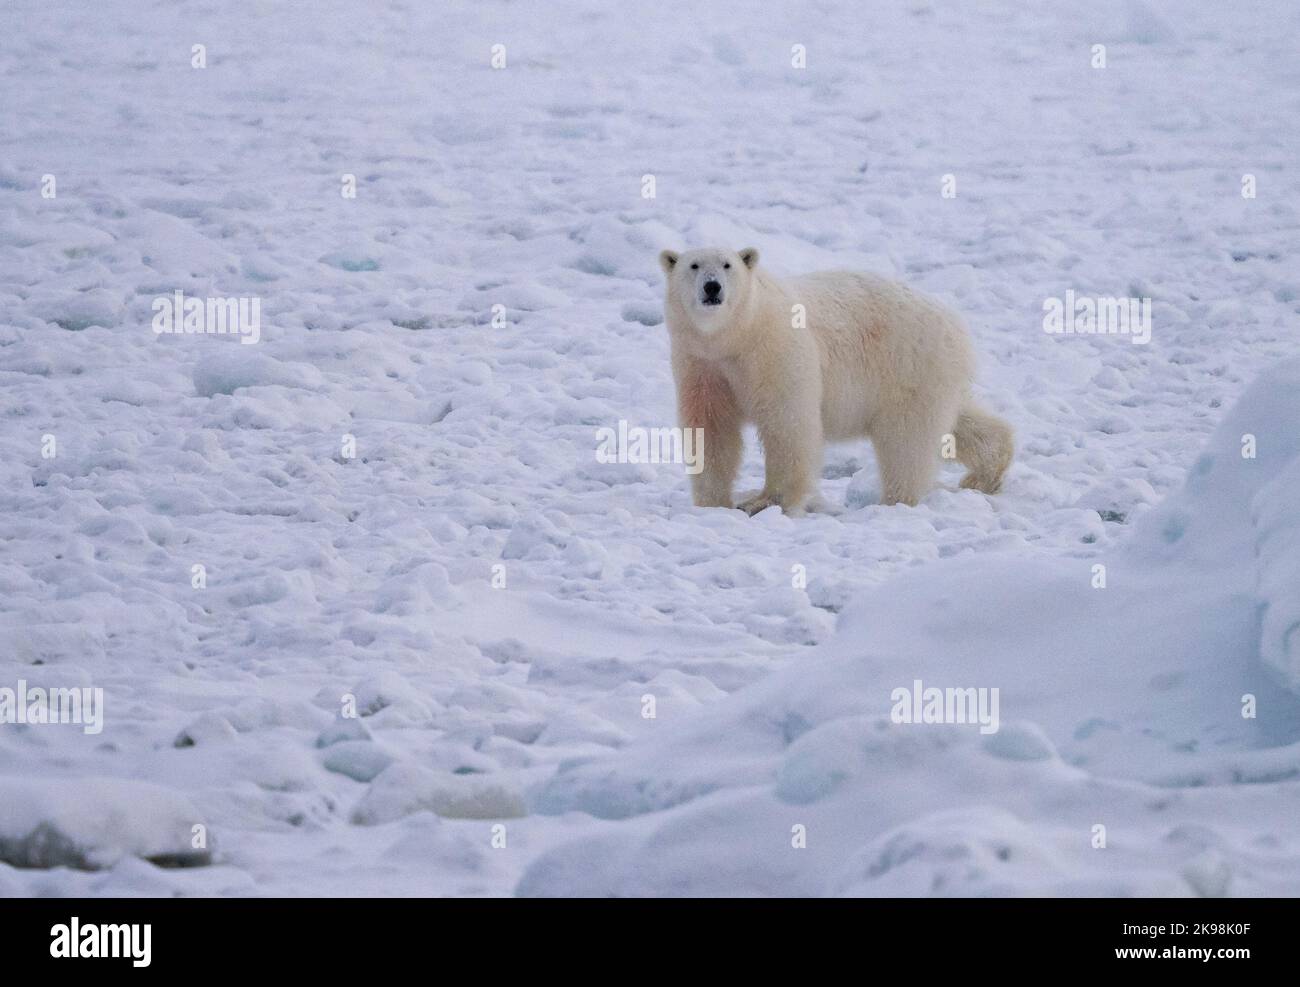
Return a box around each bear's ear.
[659,250,679,275]
[739,247,760,270]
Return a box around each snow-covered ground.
[1,0,1297,896]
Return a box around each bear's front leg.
[676,360,743,508]
[741,410,823,516]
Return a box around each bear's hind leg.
[871,419,943,507]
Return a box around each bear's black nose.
[703,280,722,298]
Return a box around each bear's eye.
[690,263,698,270]
[723,262,731,269]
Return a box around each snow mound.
[0,778,212,871]
[192,350,325,397]
[351,763,527,824]
[1253,431,1300,692]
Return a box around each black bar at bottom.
[0,897,1280,973]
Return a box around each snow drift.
[522,360,1300,896]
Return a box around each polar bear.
[658,246,1013,515]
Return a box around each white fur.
[659,246,1013,514]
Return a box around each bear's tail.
[954,401,1014,495]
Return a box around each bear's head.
[658,246,760,334]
